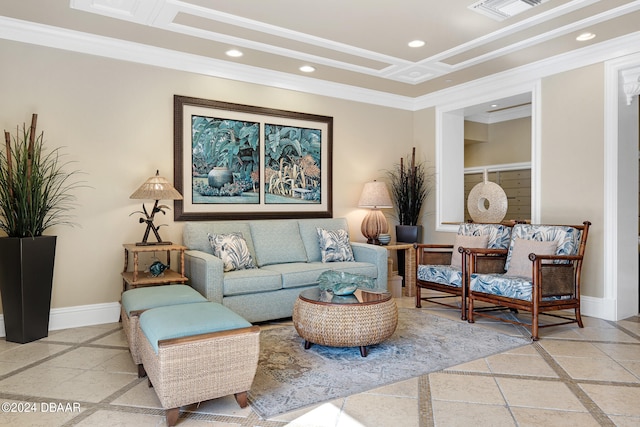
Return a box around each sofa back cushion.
[250,220,308,266]
[183,221,255,257]
[298,218,350,262]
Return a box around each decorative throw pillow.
[505,238,557,279]
[207,232,256,272]
[450,234,489,269]
[317,228,355,263]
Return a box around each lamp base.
[361,209,389,246]
[135,241,173,246]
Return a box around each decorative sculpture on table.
[147,260,168,277]
[467,169,508,223]
[318,270,376,295]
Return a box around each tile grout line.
[418,374,435,427]
[530,341,617,427]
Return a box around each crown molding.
[0,16,639,112]
[415,31,640,111]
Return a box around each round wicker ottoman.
[293,288,398,357]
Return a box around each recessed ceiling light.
[408,40,425,48]
[225,49,243,57]
[491,104,499,108]
[299,65,315,73]
[576,32,596,41]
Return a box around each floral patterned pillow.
[317,228,355,263]
[208,232,256,272]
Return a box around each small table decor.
[317,270,376,295]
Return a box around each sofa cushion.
[505,238,557,279]
[417,265,463,287]
[222,268,282,296]
[183,222,255,257]
[261,262,330,288]
[298,218,349,262]
[250,220,308,266]
[208,232,256,272]
[450,234,489,269]
[317,228,355,263]
[321,261,378,279]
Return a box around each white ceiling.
[1,0,639,111]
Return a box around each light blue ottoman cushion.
[139,302,252,353]
[121,285,207,316]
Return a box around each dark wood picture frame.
[173,95,333,220]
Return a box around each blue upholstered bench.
[120,285,207,376]
[137,302,260,427]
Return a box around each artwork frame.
[173,95,333,221]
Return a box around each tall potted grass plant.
[386,147,431,243]
[0,114,84,343]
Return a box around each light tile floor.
[0,293,638,426]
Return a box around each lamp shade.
[130,170,183,201]
[358,181,392,208]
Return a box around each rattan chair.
[415,223,514,320]
[467,221,590,340]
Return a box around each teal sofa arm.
[184,250,224,303]
[351,242,388,290]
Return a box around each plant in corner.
[0,113,85,343]
[386,147,432,244]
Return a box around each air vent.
[468,0,549,21]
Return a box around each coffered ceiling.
[1,0,639,102]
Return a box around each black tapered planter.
[0,236,56,343]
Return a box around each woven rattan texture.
[293,297,398,347]
[138,326,260,409]
[121,306,142,365]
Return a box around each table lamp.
[130,170,183,246]
[358,180,393,245]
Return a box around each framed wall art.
[173,95,333,220]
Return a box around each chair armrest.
[351,242,388,290]
[184,250,224,303]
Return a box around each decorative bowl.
[378,234,391,245]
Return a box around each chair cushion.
[139,302,252,354]
[250,220,308,266]
[121,285,207,316]
[417,265,463,287]
[505,238,557,279]
[317,228,355,263]
[470,273,570,302]
[458,223,512,249]
[505,224,582,270]
[208,232,257,272]
[450,234,489,269]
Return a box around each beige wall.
[0,40,413,313]
[464,117,531,167]
[540,64,605,298]
[0,39,615,313]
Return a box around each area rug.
[248,308,530,418]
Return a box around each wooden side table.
[384,243,416,297]
[121,243,188,291]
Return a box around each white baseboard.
[578,295,618,321]
[0,302,121,338]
